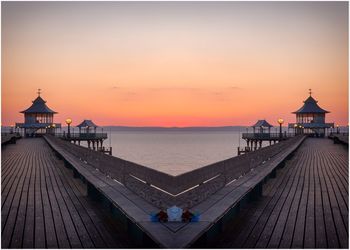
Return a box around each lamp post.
[277,118,284,139]
[52,124,56,135]
[65,118,72,138]
[294,124,298,136]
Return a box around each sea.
[80,127,276,175]
[5,125,343,175]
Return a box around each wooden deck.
[1,138,135,248]
[211,138,348,248]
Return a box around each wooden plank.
[253,149,305,248]
[314,144,339,248]
[323,149,349,223]
[9,147,34,248]
[303,148,316,248]
[42,155,71,248]
[229,156,298,248]
[291,146,311,248]
[55,163,115,248]
[46,154,96,248]
[319,148,348,248]
[314,152,327,248]
[39,151,59,248]
[266,150,306,248]
[278,148,310,248]
[1,146,30,208]
[34,150,46,248]
[2,142,33,248]
[22,141,37,248]
[1,148,25,188]
[43,152,83,248]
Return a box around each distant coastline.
[100,126,248,132]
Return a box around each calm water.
[4,126,327,175]
[91,130,270,175]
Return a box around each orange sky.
[2,2,348,127]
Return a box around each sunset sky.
[2,2,348,127]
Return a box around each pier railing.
[173,135,305,206]
[242,132,294,140]
[55,132,108,140]
[45,135,305,208]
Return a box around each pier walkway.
[210,138,348,248]
[1,138,135,248]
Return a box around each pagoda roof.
[76,119,98,128]
[20,96,57,114]
[293,95,329,114]
[252,120,273,128]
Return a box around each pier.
[40,134,306,247]
[2,131,348,248]
[210,138,348,248]
[1,138,135,248]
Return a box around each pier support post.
[250,182,263,200]
[270,169,277,178]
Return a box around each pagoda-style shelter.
[288,89,334,137]
[77,119,98,134]
[241,119,278,151]
[63,119,108,152]
[15,90,61,137]
[252,120,273,134]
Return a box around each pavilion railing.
[54,132,108,140]
[242,132,294,140]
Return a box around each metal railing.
[55,132,108,140]
[242,132,294,140]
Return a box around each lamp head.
[277,118,284,125]
[65,118,72,125]
[294,124,298,128]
